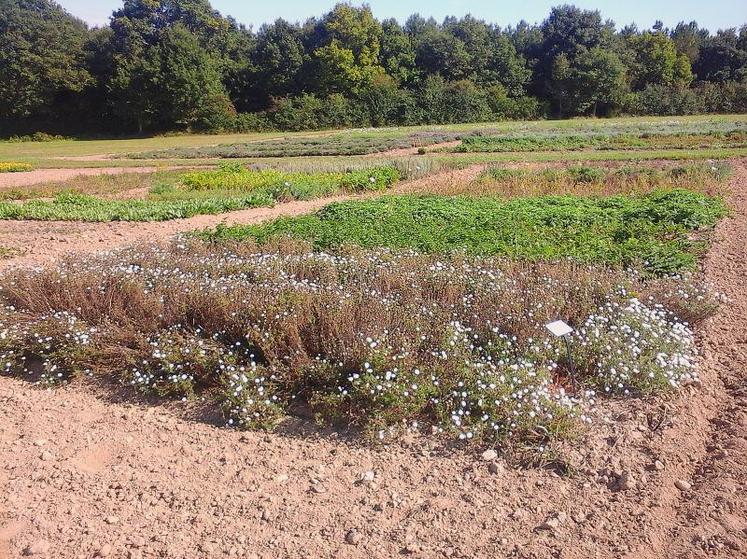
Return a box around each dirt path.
[364,140,463,158]
[0,166,485,269]
[652,162,747,558]
[0,163,745,559]
[0,195,355,269]
[0,168,175,190]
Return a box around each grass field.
[0,113,738,448]
[2,114,747,169]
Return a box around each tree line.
[1,0,747,136]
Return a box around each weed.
[414,162,732,198]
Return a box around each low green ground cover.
[0,166,399,222]
[205,190,726,275]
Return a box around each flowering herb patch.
[127,132,459,159]
[453,131,747,153]
[204,190,727,275]
[0,162,32,173]
[0,241,716,446]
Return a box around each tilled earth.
[0,163,746,559]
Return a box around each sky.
[58,0,747,33]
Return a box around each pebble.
[654,460,665,471]
[488,462,504,475]
[40,451,53,462]
[33,439,47,447]
[618,471,637,491]
[361,470,375,482]
[345,530,362,545]
[105,516,119,525]
[23,540,50,556]
[510,509,528,521]
[537,512,567,532]
[96,544,113,557]
[481,449,498,461]
[675,479,692,491]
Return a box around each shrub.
[574,297,698,394]
[5,132,70,143]
[229,112,272,133]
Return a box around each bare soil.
[0,163,745,559]
[0,195,354,269]
[364,140,463,158]
[0,166,485,269]
[0,168,173,190]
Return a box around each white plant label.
[546,320,573,337]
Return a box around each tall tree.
[310,3,385,95]
[251,19,306,104]
[670,21,708,64]
[0,0,91,122]
[105,0,235,131]
[569,47,627,115]
[694,29,747,82]
[626,31,693,90]
[379,18,417,85]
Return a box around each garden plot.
[400,161,732,197]
[128,131,461,159]
[0,165,400,221]
[452,130,747,153]
[208,188,726,275]
[0,240,715,449]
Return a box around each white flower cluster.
[575,297,698,394]
[222,360,282,429]
[0,243,711,444]
[0,309,95,386]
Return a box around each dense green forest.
[1,0,747,136]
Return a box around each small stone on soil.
[23,540,50,556]
[96,544,113,557]
[481,449,498,461]
[345,530,362,545]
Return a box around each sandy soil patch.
[0,168,166,190]
[0,163,745,559]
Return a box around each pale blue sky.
[58,0,747,33]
